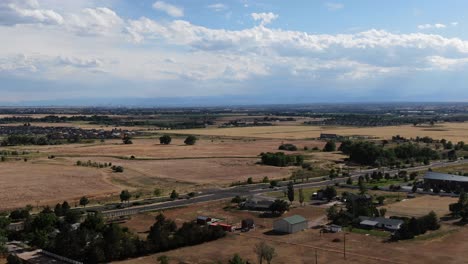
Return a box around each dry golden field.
[0,138,331,210]
[0,160,119,210]
[169,122,468,142]
[383,195,456,218]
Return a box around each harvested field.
[383,195,456,218]
[169,122,468,142]
[0,160,119,210]
[9,138,324,159]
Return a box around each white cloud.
[325,2,344,11]
[251,12,278,26]
[0,0,63,25]
[152,1,183,17]
[418,23,446,29]
[451,22,459,26]
[207,3,228,12]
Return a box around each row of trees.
[391,212,440,240]
[260,152,304,167]
[1,135,57,146]
[123,135,198,145]
[339,140,440,166]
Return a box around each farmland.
[170,122,468,142]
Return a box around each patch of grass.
[344,227,390,238]
[412,227,458,241]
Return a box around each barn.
[273,215,308,234]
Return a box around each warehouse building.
[273,215,308,234]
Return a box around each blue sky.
[1,0,468,105]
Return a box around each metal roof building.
[273,215,308,234]
[424,171,468,192]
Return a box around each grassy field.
[383,195,456,218]
[169,122,468,142]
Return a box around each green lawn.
[354,178,406,188]
[344,227,390,238]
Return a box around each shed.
[197,216,212,225]
[273,215,308,234]
[241,218,255,230]
[326,224,342,233]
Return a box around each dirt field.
[116,199,468,264]
[169,122,468,142]
[383,195,456,218]
[0,160,119,210]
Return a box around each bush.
[160,135,172,145]
[184,135,197,145]
[278,144,297,151]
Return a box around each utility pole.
[343,232,347,259]
[315,249,318,264]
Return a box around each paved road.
[100,159,468,218]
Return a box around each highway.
[99,159,468,218]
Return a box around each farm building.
[325,224,342,233]
[424,171,468,191]
[273,215,308,234]
[359,216,404,231]
[241,197,275,211]
[320,133,339,139]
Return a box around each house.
[359,216,404,231]
[423,171,468,191]
[240,197,275,211]
[273,215,308,234]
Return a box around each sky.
[1,0,468,106]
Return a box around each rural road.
[98,159,468,217]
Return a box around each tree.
[262,176,269,183]
[229,254,247,264]
[298,188,305,206]
[346,177,353,185]
[157,255,169,264]
[122,134,133,144]
[184,135,197,145]
[54,203,63,216]
[254,242,276,264]
[120,190,131,203]
[323,186,337,201]
[6,254,22,264]
[376,196,385,205]
[79,196,89,208]
[323,141,336,152]
[358,178,367,195]
[61,201,71,214]
[269,200,289,215]
[247,177,253,184]
[287,181,294,204]
[379,208,387,217]
[159,135,172,145]
[170,190,178,200]
[153,188,162,197]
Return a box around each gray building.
[424,171,468,191]
[273,215,308,234]
[359,216,403,231]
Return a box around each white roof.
[360,220,379,226]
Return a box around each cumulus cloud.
[418,23,446,29]
[0,0,63,25]
[325,2,344,11]
[207,3,228,12]
[152,1,184,17]
[251,12,278,26]
[66,7,124,36]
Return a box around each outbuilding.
[273,215,308,234]
[241,218,255,230]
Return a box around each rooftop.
[281,215,307,225]
[424,171,468,183]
